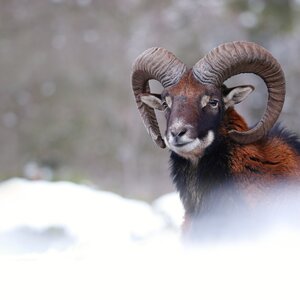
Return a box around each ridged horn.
[193,41,286,144]
[132,47,187,148]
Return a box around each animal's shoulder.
[268,124,300,155]
[228,123,300,180]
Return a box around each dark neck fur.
[170,137,241,218]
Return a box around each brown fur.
[223,108,300,206]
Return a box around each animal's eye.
[209,99,219,108]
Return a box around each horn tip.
[155,137,166,148]
[228,129,264,144]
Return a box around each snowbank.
[1,178,300,300]
[0,178,183,254]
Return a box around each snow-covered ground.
[0,178,183,255]
[1,178,300,300]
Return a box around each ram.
[131,41,300,235]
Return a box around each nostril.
[170,127,188,138]
[178,128,187,137]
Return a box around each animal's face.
[132,43,285,152]
[141,71,254,160]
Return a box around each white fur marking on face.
[204,130,215,148]
[164,130,215,160]
[165,96,172,108]
[170,118,185,132]
[201,95,210,108]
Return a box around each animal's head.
[131,41,285,160]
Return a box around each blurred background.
[1,0,300,201]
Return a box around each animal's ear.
[223,85,254,109]
[140,93,164,110]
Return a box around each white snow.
[0,178,181,254]
[0,178,300,300]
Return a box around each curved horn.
[193,41,286,144]
[132,47,187,148]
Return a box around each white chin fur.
[165,130,215,159]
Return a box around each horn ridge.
[132,47,187,148]
[193,41,285,144]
